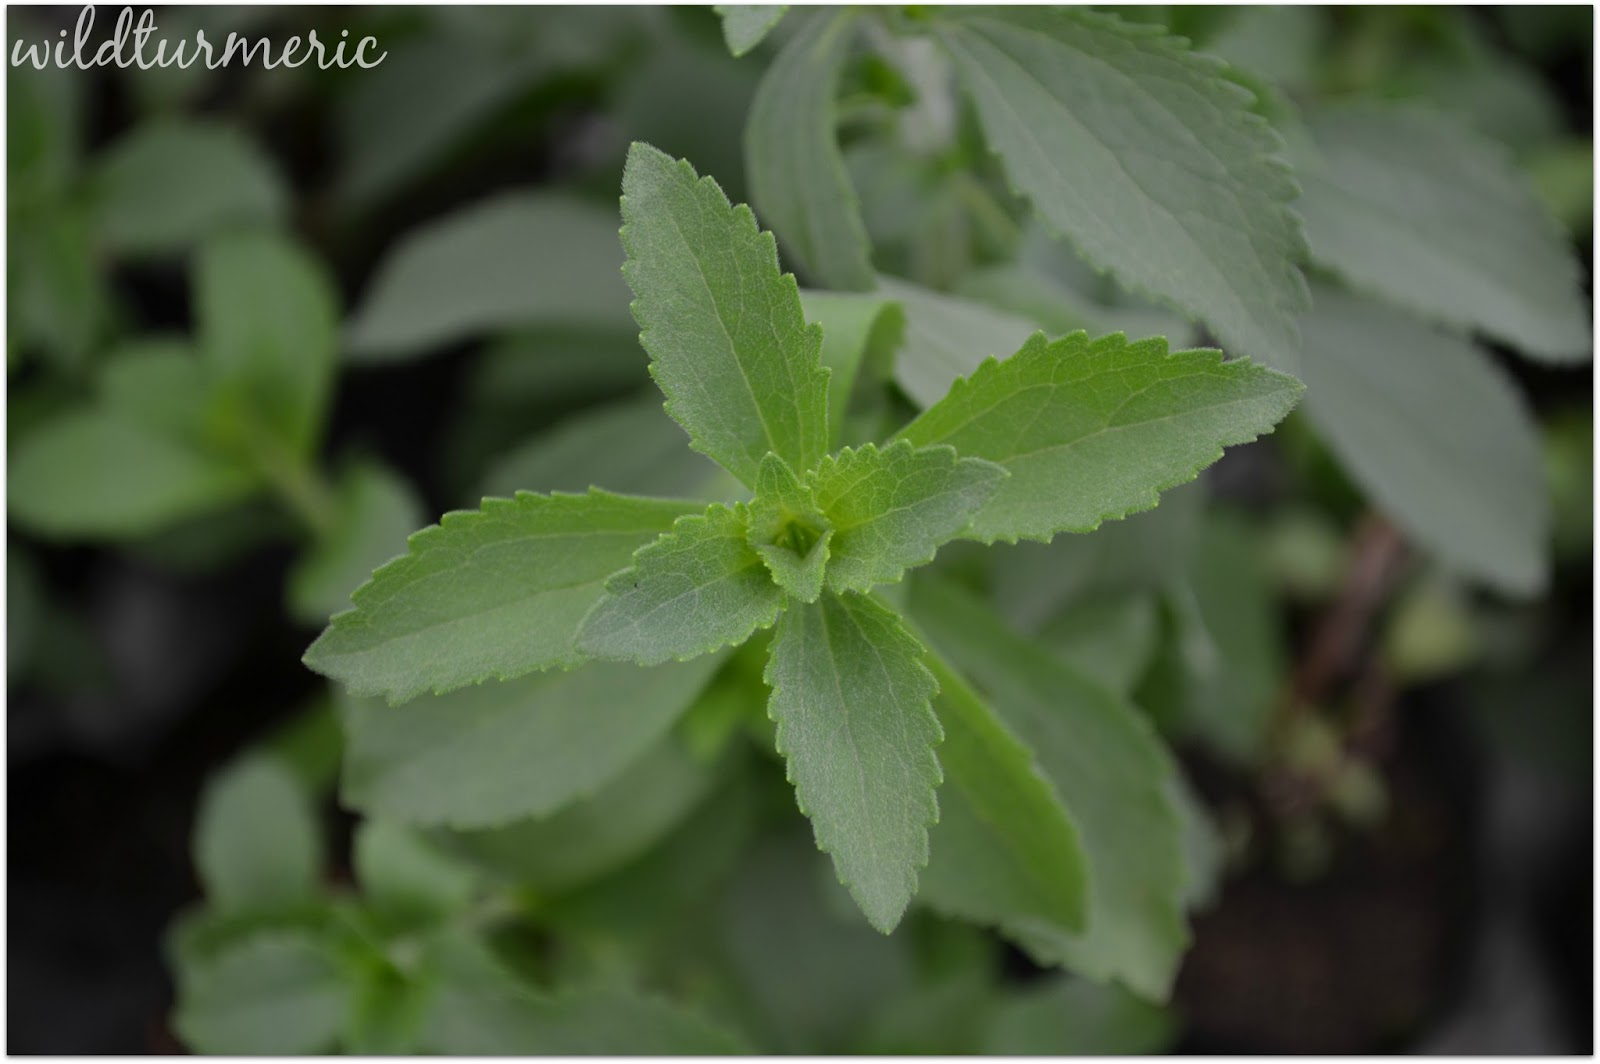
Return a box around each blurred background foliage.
[6,4,1592,1054]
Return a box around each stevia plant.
[304,142,1304,936]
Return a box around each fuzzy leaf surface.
[1297,104,1589,364]
[578,502,785,664]
[748,454,833,603]
[896,332,1301,544]
[303,490,697,703]
[746,10,875,289]
[340,655,719,829]
[911,577,1188,999]
[935,8,1308,370]
[810,442,1007,593]
[621,142,830,487]
[764,592,942,932]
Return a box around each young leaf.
[194,755,323,914]
[196,229,340,458]
[934,8,1308,371]
[304,490,698,703]
[620,142,830,487]
[1300,285,1549,596]
[983,977,1176,1055]
[578,502,786,665]
[745,10,875,289]
[717,5,790,57]
[353,821,478,925]
[288,461,424,625]
[911,577,1189,1000]
[345,194,634,363]
[99,339,213,441]
[340,654,720,828]
[764,592,943,933]
[173,931,349,1055]
[809,441,1007,593]
[916,648,1090,939]
[748,454,833,603]
[895,331,1303,544]
[1296,104,1590,364]
[91,119,287,256]
[9,409,257,539]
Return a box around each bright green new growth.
[306,141,1304,935]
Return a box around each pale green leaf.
[421,933,745,1054]
[1037,592,1161,695]
[353,821,479,924]
[193,755,322,914]
[9,410,256,540]
[896,331,1303,543]
[935,8,1308,370]
[1297,104,1590,364]
[304,490,697,703]
[917,647,1089,939]
[748,454,833,603]
[746,10,874,289]
[345,193,633,362]
[809,441,1006,593]
[436,737,715,890]
[983,976,1176,1055]
[717,5,790,56]
[1300,285,1549,596]
[621,142,830,487]
[99,339,212,441]
[288,461,424,625]
[196,230,340,458]
[478,393,729,502]
[876,276,1040,408]
[801,289,907,445]
[764,592,942,932]
[174,931,349,1055]
[340,654,720,829]
[911,578,1188,999]
[92,119,286,256]
[578,502,785,665]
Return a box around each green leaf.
[896,331,1303,544]
[764,592,943,932]
[288,461,424,625]
[801,290,907,445]
[193,755,322,915]
[717,5,790,56]
[983,976,1176,1055]
[935,8,1308,370]
[876,276,1040,409]
[91,119,286,256]
[1299,285,1549,596]
[353,821,478,925]
[196,230,340,459]
[810,441,1006,593]
[745,10,875,289]
[910,577,1188,999]
[340,654,720,828]
[578,502,785,665]
[1296,104,1590,364]
[345,193,634,363]
[304,490,697,703]
[479,392,730,502]
[620,142,831,487]
[1037,592,1160,696]
[9,409,256,539]
[174,931,350,1055]
[436,736,716,890]
[748,454,833,603]
[420,933,746,1054]
[99,339,213,441]
[916,646,1090,940]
